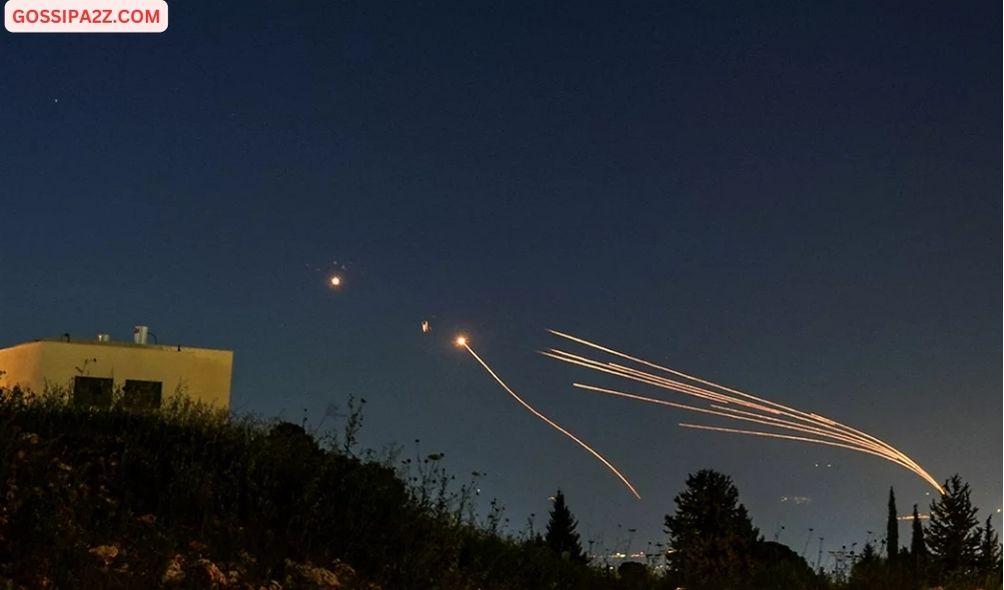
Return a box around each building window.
[123,379,162,410]
[73,376,113,408]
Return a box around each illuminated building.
[0,326,233,409]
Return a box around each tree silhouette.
[664,469,759,589]
[977,514,1002,580]
[544,489,587,563]
[887,487,899,561]
[617,561,651,589]
[848,542,886,589]
[860,541,877,563]
[909,503,927,584]
[749,540,821,590]
[927,474,979,580]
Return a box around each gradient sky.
[2,0,1000,566]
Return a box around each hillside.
[0,388,630,590]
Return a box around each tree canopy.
[544,489,588,563]
[664,469,760,589]
[928,474,980,580]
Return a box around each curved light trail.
[457,336,642,500]
[545,330,944,494]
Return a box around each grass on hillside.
[0,387,650,590]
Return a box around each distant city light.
[780,496,812,505]
[329,275,342,287]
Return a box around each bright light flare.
[457,338,641,500]
[329,275,342,287]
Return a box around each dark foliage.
[909,503,927,583]
[848,543,882,589]
[927,475,980,581]
[749,541,828,590]
[0,387,629,589]
[847,477,996,590]
[886,488,899,562]
[4,384,994,590]
[664,469,758,588]
[976,515,1002,584]
[662,470,826,590]
[846,541,912,590]
[544,490,587,564]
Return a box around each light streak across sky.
[456,335,642,500]
[544,330,944,494]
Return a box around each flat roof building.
[0,328,233,410]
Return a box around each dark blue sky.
[2,0,1000,564]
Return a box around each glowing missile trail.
[566,357,895,453]
[676,423,914,464]
[572,384,918,472]
[551,329,867,431]
[544,347,915,470]
[455,335,641,500]
[545,330,944,494]
[560,332,940,486]
[544,347,918,475]
[567,355,942,493]
[554,351,937,485]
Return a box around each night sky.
[2,1,1000,564]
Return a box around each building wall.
[0,340,233,408]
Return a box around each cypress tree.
[887,487,899,561]
[910,503,927,581]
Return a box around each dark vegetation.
[844,475,1002,590]
[0,386,999,589]
[0,388,627,589]
[543,490,588,564]
[663,470,827,590]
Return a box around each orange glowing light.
[454,335,468,347]
[329,275,342,287]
